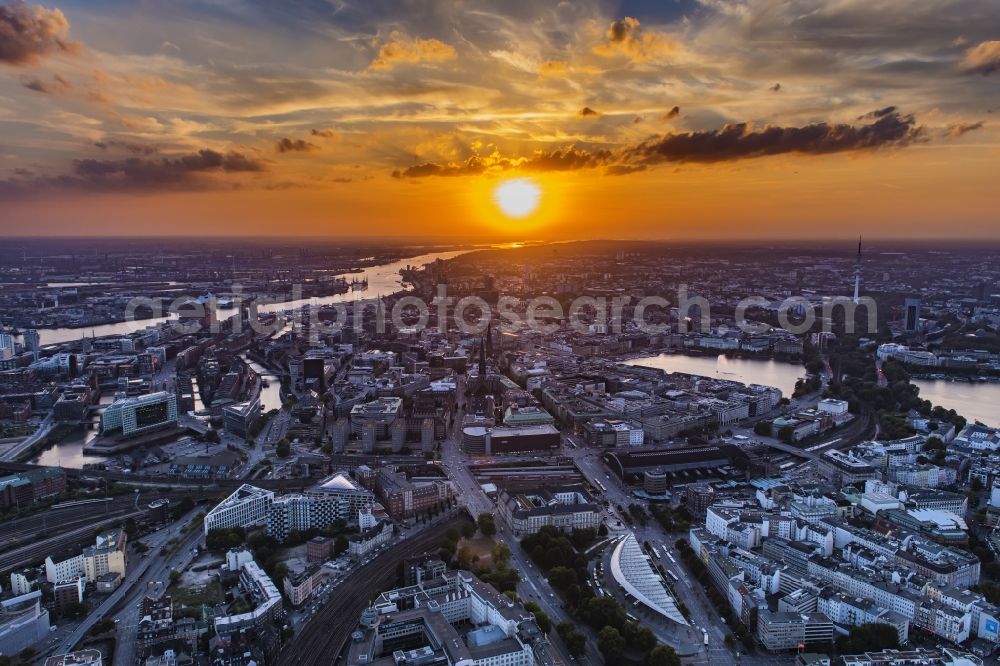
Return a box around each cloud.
[578,106,600,117]
[538,60,568,77]
[310,128,340,139]
[276,137,319,153]
[605,164,647,176]
[93,139,157,155]
[769,83,782,92]
[593,16,673,62]
[945,121,984,137]
[0,0,78,65]
[370,31,456,70]
[628,109,922,165]
[662,106,680,120]
[20,71,69,93]
[961,40,1000,75]
[392,145,611,179]
[1,148,266,195]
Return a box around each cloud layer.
[0,0,76,65]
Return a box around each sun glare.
[493,178,541,218]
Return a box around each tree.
[334,534,350,555]
[477,512,496,537]
[646,645,681,666]
[838,623,898,654]
[492,541,511,565]
[523,601,552,634]
[777,424,795,444]
[753,421,772,437]
[461,523,477,539]
[557,621,587,658]
[169,569,181,586]
[598,626,626,661]
[276,438,291,458]
[547,566,577,591]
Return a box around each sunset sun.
[493,178,541,218]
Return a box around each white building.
[204,484,275,535]
[101,391,178,437]
[818,399,849,416]
[214,555,282,635]
[9,572,31,596]
[0,591,50,657]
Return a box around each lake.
[622,353,805,397]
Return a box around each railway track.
[278,512,472,666]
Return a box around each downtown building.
[101,391,178,438]
[346,570,551,666]
[496,485,601,538]
[203,484,275,535]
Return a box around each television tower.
[852,236,862,304]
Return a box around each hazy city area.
[0,238,997,666]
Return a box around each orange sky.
[1,0,999,240]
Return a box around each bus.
[666,570,679,583]
[651,547,661,559]
[703,629,709,646]
[595,479,607,493]
[626,613,640,623]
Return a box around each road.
[441,376,598,666]
[52,505,203,659]
[110,516,206,666]
[1,412,55,462]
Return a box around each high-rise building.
[904,298,921,332]
[21,330,40,362]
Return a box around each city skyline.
[1,0,999,239]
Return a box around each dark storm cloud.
[0,148,267,196]
[392,109,923,178]
[605,164,646,176]
[93,139,157,155]
[276,137,319,153]
[391,145,612,179]
[0,0,78,65]
[578,106,600,117]
[628,109,921,165]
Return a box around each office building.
[757,610,834,652]
[203,484,275,535]
[0,591,50,657]
[267,493,366,543]
[904,298,921,332]
[497,485,601,538]
[214,553,282,635]
[346,570,551,666]
[101,391,178,438]
[223,397,261,438]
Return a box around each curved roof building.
[610,533,688,626]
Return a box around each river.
[32,248,470,345]
[622,353,806,397]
